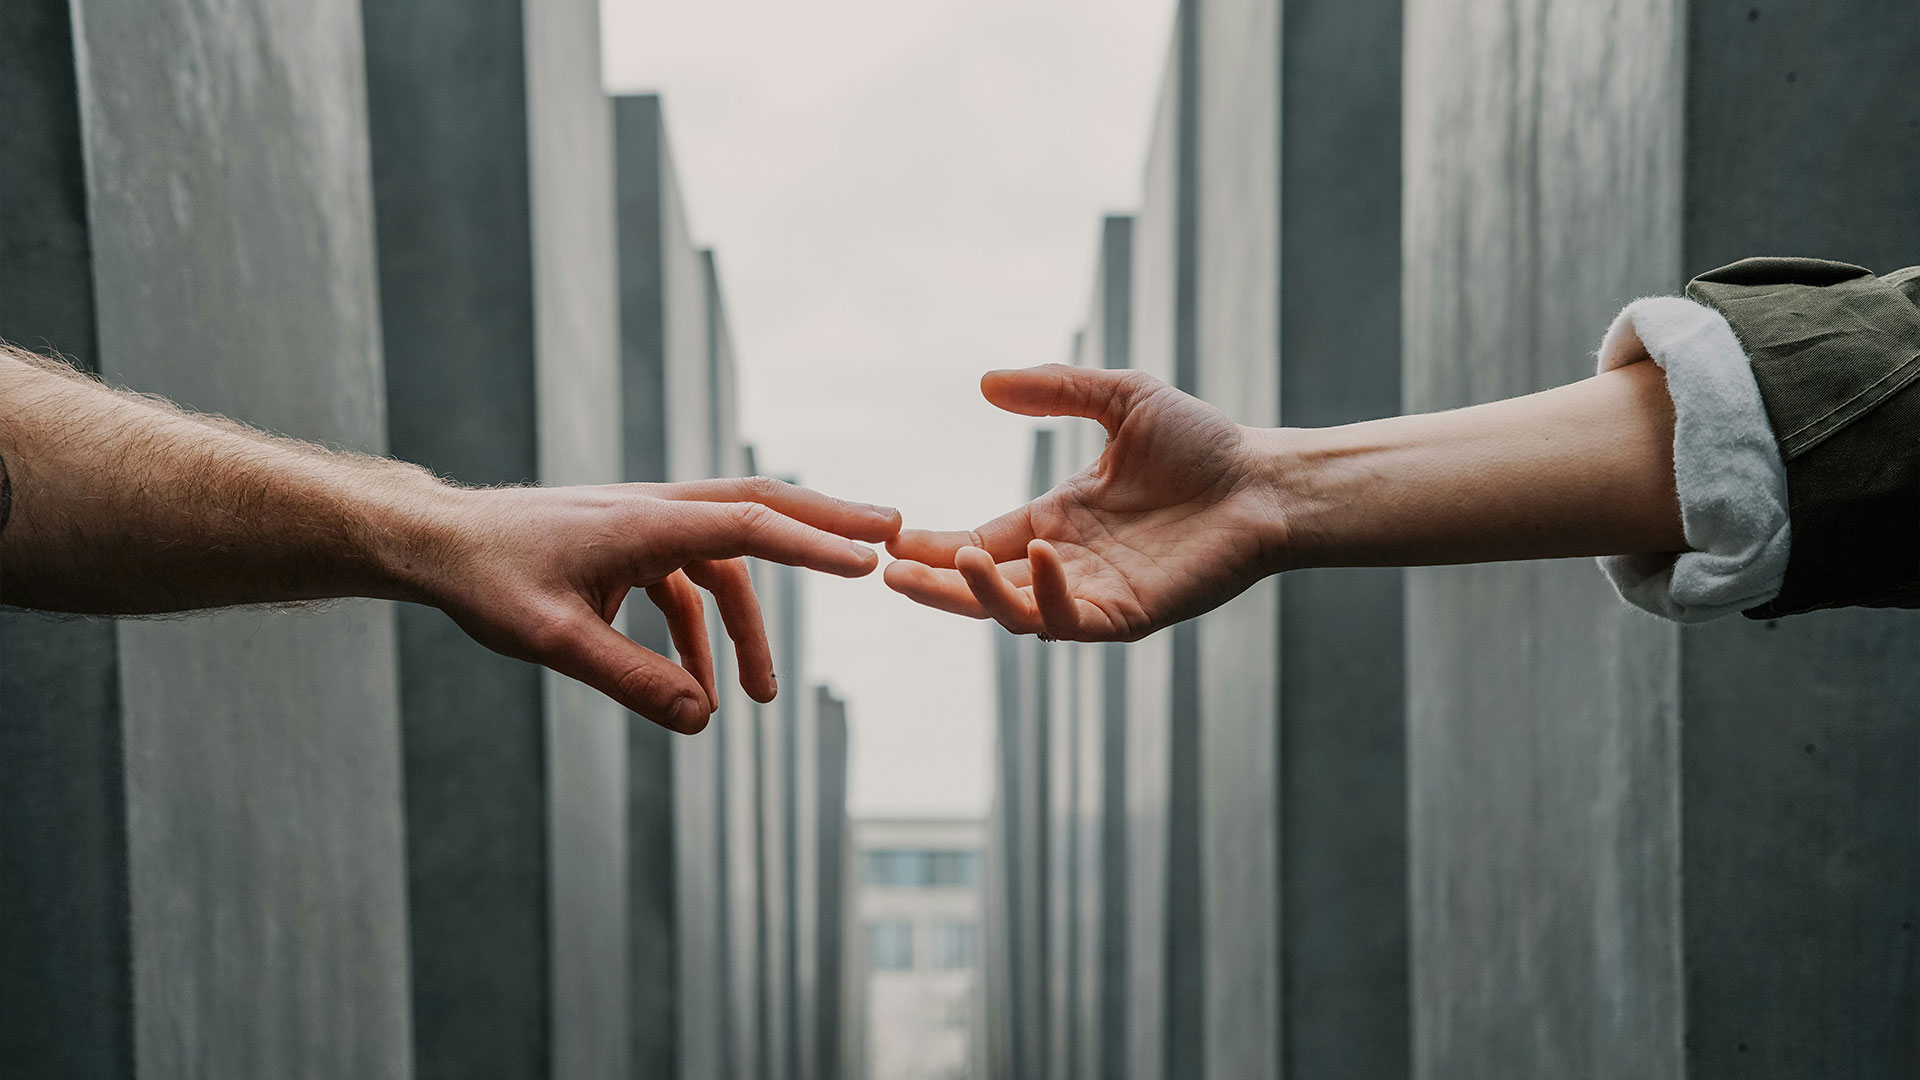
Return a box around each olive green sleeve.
[1685,258,1920,617]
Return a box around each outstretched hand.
[884,365,1285,642]
[416,477,900,734]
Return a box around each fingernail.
[670,697,705,733]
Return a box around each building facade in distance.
[852,818,987,1080]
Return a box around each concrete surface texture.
[1273,0,1409,1077]
[1078,216,1134,1080]
[362,0,554,1074]
[1046,492,1082,1080]
[1119,19,1203,1080]
[69,0,413,1076]
[816,690,859,1080]
[1,8,856,1075]
[1190,0,1282,1075]
[525,7,629,1076]
[1405,0,1920,1076]
[614,90,719,1080]
[0,2,131,1075]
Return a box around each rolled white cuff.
[1595,297,1790,622]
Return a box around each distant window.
[867,919,914,971]
[931,920,976,970]
[861,849,980,888]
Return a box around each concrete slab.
[362,0,553,1073]
[0,3,131,1074]
[1404,0,1920,1074]
[65,0,412,1074]
[1122,14,1204,1079]
[614,92,721,1080]
[815,690,854,1080]
[1073,216,1134,1080]
[1274,1,1411,1077]
[1191,3,1282,1075]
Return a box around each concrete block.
[52,0,412,1074]
[1070,216,1134,1080]
[369,0,627,1074]
[1046,565,1081,1080]
[1191,2,1282,1074]
[984,627,1025,1080]
[757,557,798,1080]
[1019,431,1056,1079]
[0,3,131,1074]
[792,658,824,1080]
[526,0,631,1055]
[814,690,854,1080]
[1122,13,1204,1079]
[363,1,551,1074]
[1274,0,1408,1074]
[1404,0,1920,1074]
[614,92,720,1080]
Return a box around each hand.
[406,477,900,733]
[884,365,1284,642]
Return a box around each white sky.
[602,0,1174,816]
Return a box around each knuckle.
[740,474,786,501]
[734,501,781,538]
[521,609,581,658]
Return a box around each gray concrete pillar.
[1019,430,1057,1080]
[368,0,627,1074]
[1047,513,1082,1080]
[525,9,631,1069]
[1190,1,1282,1073]
[1403,0,1920,1075]
[1069,215,1134,1080]
[614,92,724,1080]
[791,641,824,1080]
[1,0,414,1074]
[757,554,797,1080]
[1124,11,1205,1078]
[1274,1,1408,1077]
[984,627,1025,1080]
[0,3,131,1075]
[814,690,854,1080]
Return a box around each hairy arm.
[885,360,1682,641]
[0,343,900,731]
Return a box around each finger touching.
[686,558,776,704]
[886,505,1035,567]
[675,502,880,577]
[666,476,901,543]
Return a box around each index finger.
[661,476,901,543]
[885,504,1036,568]
[668,501,882,578]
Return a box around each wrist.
[1239,423,1350,575]
[352,467,478,608]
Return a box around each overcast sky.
[602,1,1175,817]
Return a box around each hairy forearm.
[1266,359,1685,571]
[0,344,444,613]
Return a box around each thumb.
[980,364,1164,437]
[537,613,712,734]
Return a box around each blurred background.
[3,1,1918,1079]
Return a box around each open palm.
[884,365,1283,642]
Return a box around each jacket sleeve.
[1686,257,1920,617]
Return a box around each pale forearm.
[0,345,442,613]
[1266,359,1685,571]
